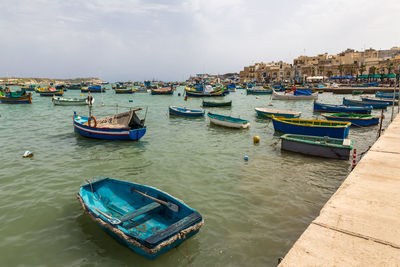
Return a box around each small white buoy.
[23,151,33,158]
[256,96,259,99]
[244,155,249,161]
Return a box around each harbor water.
[0,87,394,266]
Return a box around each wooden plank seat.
[117,202,161,224]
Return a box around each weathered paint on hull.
[281,139,351,160]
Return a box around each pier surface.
[279,114,400,266]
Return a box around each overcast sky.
[1,0,399,81]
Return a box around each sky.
[0,0,399,81]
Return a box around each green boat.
[280,134,353,160]
[202,100,232,107]
[352,90,364,95]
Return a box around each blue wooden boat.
[280,134,353,160]
[246,87,273,94]
[375,91,399,99]
[313,102,372,114]
[255,108,301,118]
[271,116,350,138]
[73,109,146,140]
[321,113,380,127]
[169,106,205,117]
[0,89,32,104]
[185,86,225,97]
[81,85,105,93]
[361,96,398,105]
[202,100,232,107]
[342,98,389,109]
[77,177,203,259]
[207,112,250,128]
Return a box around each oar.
[131,188,179,212]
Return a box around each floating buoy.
[129,99,133,102]
[244,155,249,161]
[23,151,33,158]
[253,136,260,144]
[178,93,181,96]
[256,96,259,99]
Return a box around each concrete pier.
[279,114,400,266]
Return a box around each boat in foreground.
[0,89,32,104]
[313,102,372,114]
[77,177,203,259]
[321,113,380,127]
[53,96,93,106]
[202,100,232,107]
[342,98,389,109]
[271,116,350,138]
[255,108,301,119]
[169,106,205,117]
[280,134,353,160]
[207,112,250,128]
[272,89,318,100]
[73,109,146,140]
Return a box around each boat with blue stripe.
[342,98,389,109]
[169,106,205,117]
[375,91,399,99]
[255,108,301,118]
[322,113,380,127]
[77,177,203,259]
[207,112,250,128]
[361,96,398,105]
[0,89,32,104]
[313,102,372,114]
[271,116,350,138]
[73,109,146,140]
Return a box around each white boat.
[272,90,318,100]
[207,112,250,129]
[255,108,301,118]
[52,96,93,106]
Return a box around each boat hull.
[77,178,203,259]
[39,91,63,96]
[53,97,88,106]
[168,106,205,117]
[0,93,32,104]
[255,108,301,119]
[272,91,318,100]
[246,89,272,94]
[272,118,350,138]
[202,100,232,107]
[313,102,372,114]
[73,117,146,140]
[322,114,379,127]
[281,137,352,160]
[342,98,389,109]
[207,113,250,129]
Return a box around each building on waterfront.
[239,47,400,83]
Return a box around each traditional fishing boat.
[202,100,232,107]
[81,85,105,93]
[272,89,318,100]
[375,91,399,99]
[255,108,301,119]
[342,98,389,109]
[77,177,203,259]
[185,86,225,97]
[271,117,351,138]
[321,113,380,127]
[313,102,372,114]
[115,88,134,94]
[0,89,32,104]
[246,86,273,94]
[207,112,250,128]
[361,96,398,106]
[73,109,146,140]
[38,87,64,96]
[52,96,93,106]
[168,106,205,117]
[280,134,353,160]
[151,87,173,95]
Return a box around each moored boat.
[361,96,398,106]
[202,100,232,107]
[39,87,64,96]
[185,86,225,97]
[255,108,301,118]
[375,91,399,99]
[73,109,146,140]
[272,89,318,100]
[246,86,273,94]
[321,113,380,127]
[115,88,134,94]
[207,112,250,128]
[151,87,173,95]
[271,116,351,138]
[53,96,93,106]
[0,89,32,104]
[313,102,372,114]
[280,134,353,160]
[169,106,205,117]
[81,85,105,93]
[342,98,389,109]
[77,177,203,259]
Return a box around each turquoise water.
[0,87,394,266]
